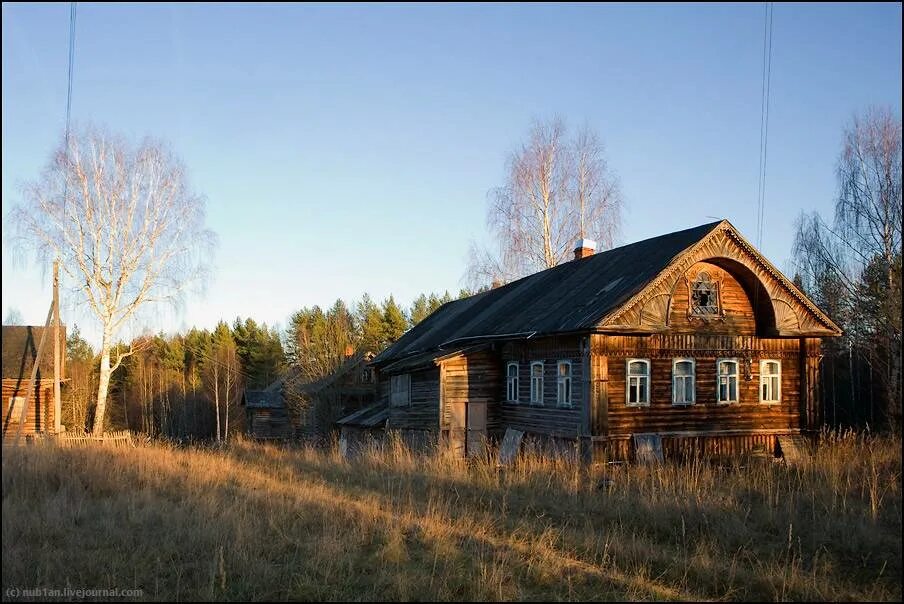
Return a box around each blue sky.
[2,3,901,346]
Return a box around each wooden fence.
[52,430,135,447]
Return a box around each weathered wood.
[591,355,608,436]
[632,433,664,464]
[2,380,54,438]
[499,336,585,438]
[386,368,440,431]
[600,221,840,337]
[498,428,524,465]
[776,434,811,464]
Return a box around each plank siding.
[439,351,502,432]
[669,261,757,334]
[499,337,585,438]
[386,368,440,431]
[2,379,54,438]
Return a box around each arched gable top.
[597,220,842,337]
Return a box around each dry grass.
[2,430,901,601]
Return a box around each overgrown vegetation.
[2,430,900,601]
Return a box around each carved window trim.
[688,270,723,319]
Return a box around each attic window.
[691,271,720,316]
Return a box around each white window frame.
[556,360,573,408]
[506,362,519,403]
[530,361,544,405]
[625,359,651,407]
[390,373,411,407]
[716,358,739,404]
[760,359,781,404]
[672,358,696,406]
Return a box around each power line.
[65,2,76,142]
[755,2,774,250]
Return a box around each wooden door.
[466,402,487,458]
[448,402,466,456]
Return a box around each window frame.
[389,373,411,407]
[506,362,519,403]
[529,361,544,405]
[672,358,696,406]
[625,358,651,407]
[690,271,721,317]
[556,360,573,408]
[716,358,739,404]
[759,359,782,404]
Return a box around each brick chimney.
[573,238,597,260]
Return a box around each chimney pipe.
[573,238,597,260]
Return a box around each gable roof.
[373,221,723,366]
[336,401,388,429]
[273,351,374,397]
[2,325,66,382]
[372,220,841,369]
[242,388,284,409]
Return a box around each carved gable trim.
[598,220,842,336]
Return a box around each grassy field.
[2,431,901,602]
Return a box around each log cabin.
[368,220,841,460]
[2,325,65,442]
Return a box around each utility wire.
[755,2,773,250]
[62,2,76,216]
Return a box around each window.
[361,368,374,384]
[672,359,695,405]
[530,362,544,405]
[626,359,650,406]
[506,362,519,403]
[717,359,739,403]
[760,360,781,403]
[390,374,410,407]
[691,271,720,316]
[557,361,572,407]
[6,396,25,422]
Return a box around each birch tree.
[468,118,622,286]
[793,107,902,429]
[11,126,215,435]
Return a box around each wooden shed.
[2,325,65,442]
[370,220,841,461]
[241,387,294,440]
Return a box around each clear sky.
[2,2,901,346]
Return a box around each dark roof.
[336,401,388,429]
[2,325,66,381]
[242,389,284,409]
[372,221,723,367]
[270,351,373,397]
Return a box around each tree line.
[793,107,902,432]
[60,290,472,439]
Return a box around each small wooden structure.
[370,220,841,461]
[336,401,388,456]
[2,325,66,443]
[241,387,294,440]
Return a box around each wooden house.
[369,220,841,460]
[243,351,376,440]
[2,325,65,442]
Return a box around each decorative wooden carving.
[599,221,841,337]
